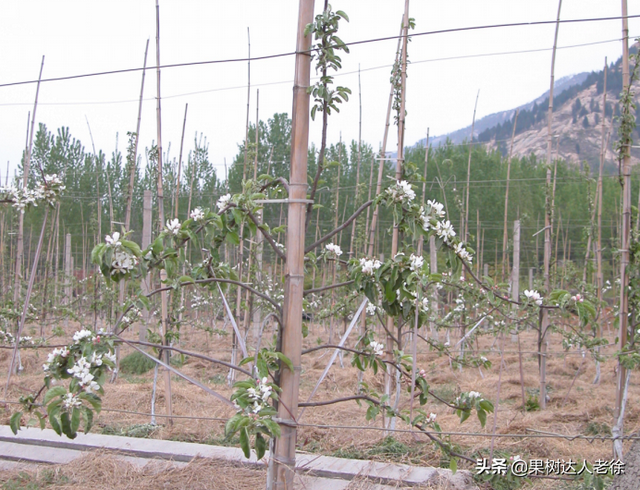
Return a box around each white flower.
[359,258,382,276]
[369,341,384,357]
[571,293,584,303]
[421,297,430,313]
[480,356,488,363]
[426,413,437,423]
[397,180,415,202]
[111,250,136,275]
[166,218,181,236]
[419,208,432,231]
[410,254,424,272]
[366,303,378,316]
[386,180,415,204]
[453,242,473,263]
[90,352,103,366]
[190,207,205,222]
[105,232,121,247]
[468,391,482,399]
[435,220,456,243]
[325,243,343,257]
[427,200,445,218]
[63,393,82,410]
[85,380,100,394]
[524,289,543,306]
[73,329,94,343]
[216,193,231,210]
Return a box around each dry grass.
[1,314,636,489]
[0,451,265,489]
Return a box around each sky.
[1,1,639,184]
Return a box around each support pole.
[272,0,314,487]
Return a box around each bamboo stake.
[243,90,260,338]
[594,59,608,385]
[464,90,479,246]
[174,103,188,219]
[349,65,363,258]
[365,24,403,255]
[154,0,172,425]
[13,57,44,319]
[271,0,314,485]
[384,0,410,433]
[613,0,631,459]
[541,0,563,411]
[502,109,519,281]
[328,136,343,344]
[234,28,252,379]
[125,39,149,231]
[4,207,48,392]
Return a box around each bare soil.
[0,313,635,489]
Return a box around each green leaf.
[275,352,294,372]
[82,407,94,433]
[121,239,142,257]
[44,386,67,405]
[10,412,22,435]
[479,400,494,412]
[477,409,487,428]
[239,427,251,459]
[262,418,281,438]
[255,432,266,460]
[225,414,244,437]
[226,231,240,246]
[71,408,81,434]
[61,411,77,439]
[78,392,102,413]
[450,457,457,474]
[48,405,62,436]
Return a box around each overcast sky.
[1,1,638,183]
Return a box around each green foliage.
[101,423,159,438]
[119,351,156,375]
[305,5,351,120]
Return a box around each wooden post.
[541,0,563,411]
[272,0,314,486]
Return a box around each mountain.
[416,49,640,172]
[421,73,590,148]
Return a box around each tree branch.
[305,200,373,253]
[245,208,286,262]
[304,280,354,296]
[299,394,381,408]
[260,177,289,194]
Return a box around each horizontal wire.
[1,14,639,89]
[2,399,634,442]
[0,34,632,107]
